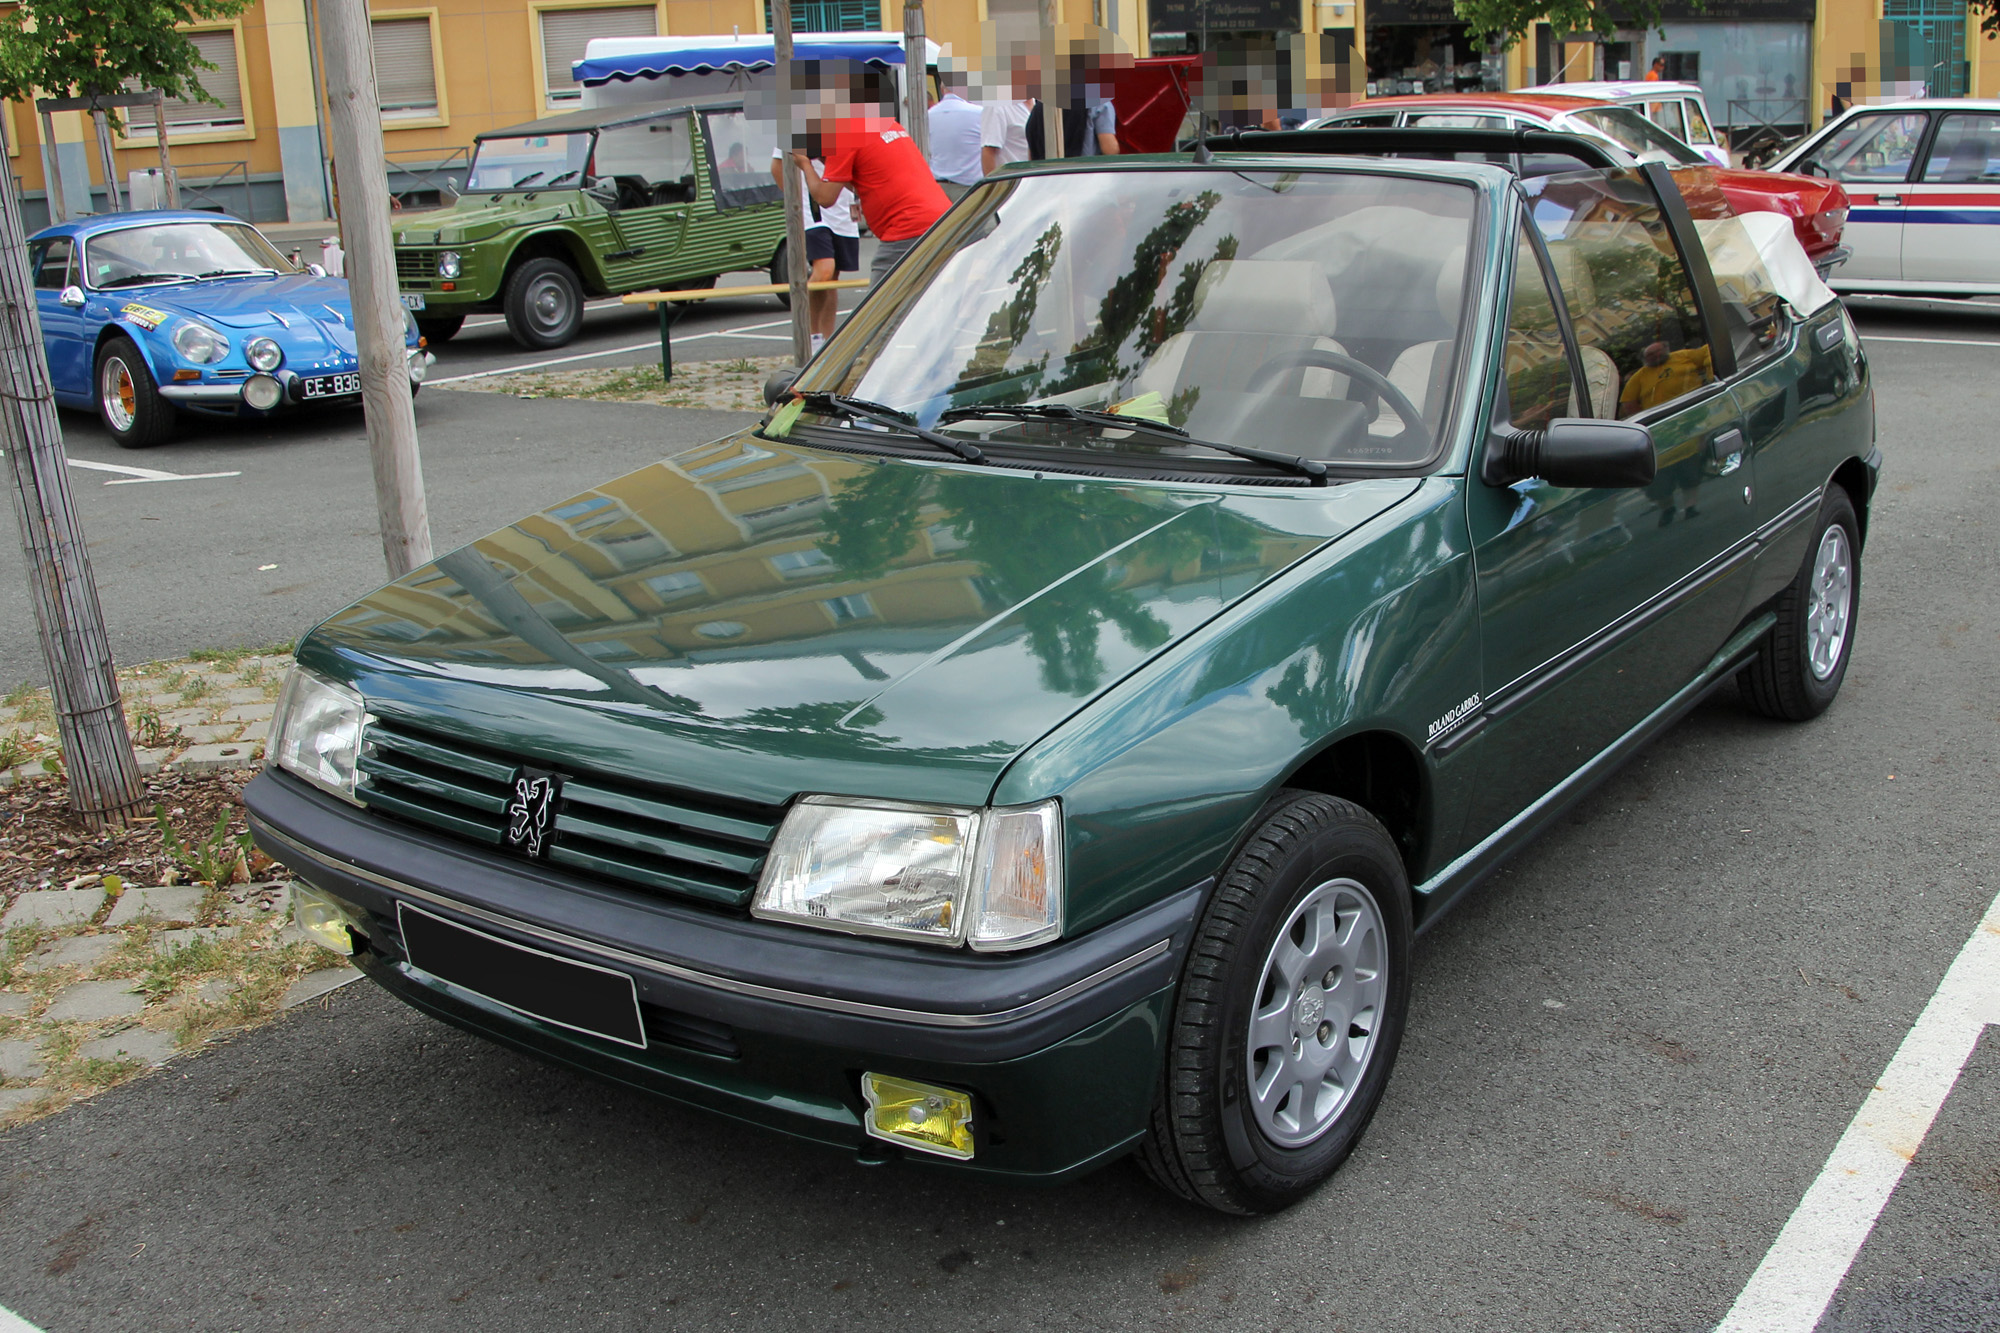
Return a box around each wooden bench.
[621,280,870,381]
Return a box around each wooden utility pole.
[151,90,179,208]
[0,163,145,826]
[89,105,123,212]
[772,0,812,364]
[903,0,929,157]
[36,107,69,224]
[319,0,433,578]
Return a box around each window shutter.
[124,30,245,133]
[372,18,438,115]
[540,6,657,105]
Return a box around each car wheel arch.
[92,324,168,395]
[1271,728,1429,883]
[1830,456,1874,551]
[502,229,603,295]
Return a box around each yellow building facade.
[12,0,1999,229]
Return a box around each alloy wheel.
[102,358,138,432]
[1806,524,1852,681]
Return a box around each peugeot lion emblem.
[503,767,561,858]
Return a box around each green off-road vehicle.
[393,95,788,349]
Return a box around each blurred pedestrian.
[1644,56,1667,82]
[928,73,984,199]
[769,149,858,355]
[797,93,950,284]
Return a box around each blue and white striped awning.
[574,34,929,86]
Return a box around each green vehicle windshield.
[798,169,1477,470]
[466,132,594,191]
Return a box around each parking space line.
[1714,887,2000,1333]
[428,318,814,385]
[64,458,241,485]
[1859,334,2000,348]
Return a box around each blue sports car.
[29,210,433,447]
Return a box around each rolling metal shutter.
[541,6,657,105]
[123,30,244,132]
[373,17,439,115]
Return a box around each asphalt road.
[0,301,1997,1332]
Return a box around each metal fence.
[385,145,470,211]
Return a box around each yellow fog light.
[862,1073,975,1160]
[293,883,359,956]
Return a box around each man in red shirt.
[794,115,951,285]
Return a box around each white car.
[1770,99,2000,297]
[1543,80,1730,167]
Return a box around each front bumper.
[157,351,434,413]
[245,771,1204,1180]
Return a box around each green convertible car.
[248,137,1876,1214]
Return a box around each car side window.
[1643,100,1688,143]
[1921,113,2000,183]
[594,114,695,206]
[32,237,72,290]
[1683,98,1714,146]
[1503,233,1582,428]
[1692,214,1787,368]
[1811,112,1929,183]
[1408,113,1507,129]
[1522,169,1714,421]
[701,108,781,209]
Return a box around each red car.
[1311,93,1849,274]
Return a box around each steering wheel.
[1241,347,1434,456]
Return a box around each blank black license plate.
[300,372,361,399]
[398,903,646,1049]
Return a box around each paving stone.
[133,748,171,776]
[152,925,240,953]
[1,887,107,930]
[78,1027,178,1067]
[106,885,205,927]
[0,1038,44,1080]
[190,978,237,1005]
[0,1087,47,1117]
[23,933,120,973]
[158,708,209,728]
[218,687,269,705]
[281,967,360,1009]
[0,992,31,1016]
[175,741,260,770]
[178,723,245,745]
[214,703,277,725]
[43,980,147,1023]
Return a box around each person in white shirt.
[980,97,1035,175]
[769,149,859,353]
[927,76,984,199]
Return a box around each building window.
[122,29,244,135]
[770,548,835,579]
[822,593,876,624]
[540,5,658,109]
[762,0,880,31]
[373,17,440,120]
[644,570,705,602]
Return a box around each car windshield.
[796,169,1478,471]
[82,222,294,289]
[1559,107,1704,165]
[466,132,594,191]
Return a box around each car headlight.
[172,321,227,364]
[753,796,1062,950]
[266,666,368,804]
[437,250,461,279]
[246,336,283,371]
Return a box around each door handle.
[1709,428,1747,474]
[1878,193,1901,206]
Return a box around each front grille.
[395,249,435,288]
[357,719,780,909]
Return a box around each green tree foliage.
[1451,0,1674,46]
[0,0,252,106]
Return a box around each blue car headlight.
[172,321,227,364]
[403,306,419,345]
[246,336,282,371]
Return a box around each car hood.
[304,433,1422,808]
[131,271,357,332]
[394,195,581,246]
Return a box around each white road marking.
[427,316,807,385]
[1714,886,2000,1333]
[64,458,241,485]
[1859,334,2000,348]
[0,1304,48,1333]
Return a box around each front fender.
[497,226,609,294]
[92,307,177,386]
[997,476,1482,937]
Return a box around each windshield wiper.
[95,272,194,289]
[510,171,546,189]
[197,268,276,279]
[792,393,986,463]
[937,403,1327,480]
[543,169,582,187]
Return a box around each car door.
[1901,110,2000,288]
[595,112,695,290]
[30,236,90,397]
[1461,169,1757,844]
[1790,110,1931,285]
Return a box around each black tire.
[1740,487,1860,721]
[768,241,791,310]
[1139,792,1412,1214]
[502,257,584,349]
[94,336,176,448]
[415,314,464,343]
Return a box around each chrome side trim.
[158,383,248,403]
[254,818,1170,1029]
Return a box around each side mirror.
[1484,418,1656,489]
[58,285,86,308]
[306,263,327,278]
[763,365,802,406]
[1798,158,1828,178]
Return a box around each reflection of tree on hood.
[820,464,929,580]
[935,477,1207,695]
[958,222,1064,389]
